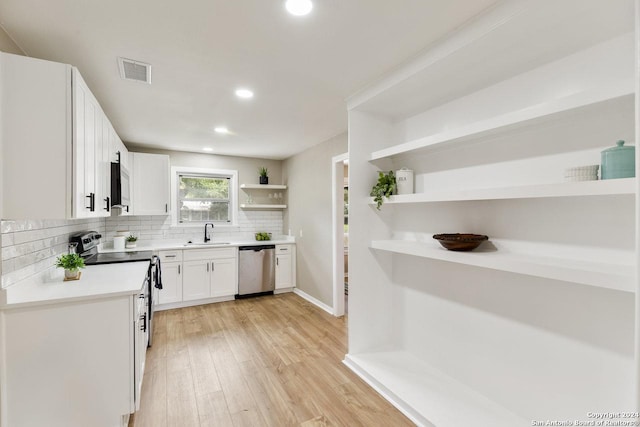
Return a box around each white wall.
[126,145,284,205]
[0,25,23,56]
[282,132,348,307]
[109,147,286,243]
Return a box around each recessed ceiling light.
[203,147,214,152]
[235,88,254,99]
[285,0,313,16]
[214,127,229,134]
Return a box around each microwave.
[110,161,131,210]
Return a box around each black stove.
[70,231,162,348]
[70,231,152,265]
[82,250,153,266]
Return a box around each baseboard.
[343,354,431,427]
[293,288,334,315]
[273,287,294,294]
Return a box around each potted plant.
[370,170,397,210]
[258,166,269,185]
[125,234,138,249]
[56,253,85,280]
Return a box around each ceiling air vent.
[118,57,152,84]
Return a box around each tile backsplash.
[104,210,283,244]
[1,210,283,288]
[1,218,105,288]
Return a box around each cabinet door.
[132,153,170,215]
[1,53,72,219]
[133,294,146,411]
[211,257,237,297]
[93,110,110,217]
[73,70,105,218]
[275,254,293,289]
[73,74,95,218]
[99,115,111,215]
[158,262,182,304]
[182,260,211,301]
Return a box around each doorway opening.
[332,153,348,317]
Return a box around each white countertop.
[0,262,149,309]
[1,237,295,309]
[98,236,296,253]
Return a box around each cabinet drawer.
[183,247,237,261]
[276,245,293,253]
[158,250,182,262]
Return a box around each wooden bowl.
[433,233,488,251]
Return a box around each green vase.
[601,140,635,180]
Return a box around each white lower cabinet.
[275,244,296,289]
[182,260,211,301]
[0,285,145,427]
[158,261,182,305]
[156,248,238,309]
[133,290,147,411]
[211,257,237,297]
[183,248,238,299]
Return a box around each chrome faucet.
[204,223,214,242]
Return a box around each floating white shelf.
[370,240,635,293]
[344,351,528,427]
[240,184,287,190]
[369,89,633,161]
[369,178,635,205]
[240,204,287,210]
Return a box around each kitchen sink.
[183,241,231,247]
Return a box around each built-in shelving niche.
[347,1,637,425]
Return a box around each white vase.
[125,242,136,249]
[64,269,80,280]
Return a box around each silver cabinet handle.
[178,265,180,274]
[212,262,215,271]
[276,257,279,266]
[165,255,176,258]
[165,203,168,213]
[207,263,209,272]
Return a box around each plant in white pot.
[56,253,85,280]
[370,170,397,210]
[125,234,138,249]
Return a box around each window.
[172,167,238,226]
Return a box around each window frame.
[170,166,238,227]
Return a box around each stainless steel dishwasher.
[237,245,275,298]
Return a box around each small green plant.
[55,253,85,271]
[255,232,271,241]
[126,235,138,242]
[258,167,269,177]
[370,170,397,210]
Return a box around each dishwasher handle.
[239,245,276,252]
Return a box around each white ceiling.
[0,0,498,159]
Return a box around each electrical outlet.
[299,229,303,238]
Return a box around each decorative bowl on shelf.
[433,233,488,251]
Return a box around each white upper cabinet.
[73,69,111,218]
[131,152,170,216]
[1,52,117,219]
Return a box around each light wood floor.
[129,293,413,427]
